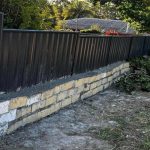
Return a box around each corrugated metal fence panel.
[73,35,111,74]
[0,12,3,39]
[0,30,78,91]
[0,29,149,92]
[129,36,145,58]
[144,36,150,55]
[108,36,131,64]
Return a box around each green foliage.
[118,0,150,32]
[0,0,150,32]
[116,57,150,93]
[81,24,102,34]
[90,24,101,31]
[140,136,150,150]
[98,127,125,142]
[0,0,52,29]
[130,57,150,74]
[62,0,93,20]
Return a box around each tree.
[118,0,150,32]
[1,0,149,32]
[55,0,93,30]
[89,0,122,5]
[62,0,93,20]
[0,0,52,29]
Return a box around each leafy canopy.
[0,0,149,32]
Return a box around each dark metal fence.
[129,36,146,58]
[0,28,149,91]
[73,34,150,74]
[0,29,78,91]
[144,36,150,55]
[0,12,3,40]
[107,36,131,64]
[73,35,111,74]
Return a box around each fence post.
[71,32,80,75]
[127,36,133,59]
[0,12,4,41]
[106,36,112,65]
[142,36,146,56]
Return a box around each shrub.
[116,57,150,93]
[81,24,102,34]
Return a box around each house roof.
[65,18,135,33]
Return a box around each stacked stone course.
[0,62,130,136]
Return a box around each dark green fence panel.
[0,28,149,92]
[0,12,3,40]
[144,36,150,55]
[108,36,131,64]
[73,34,111,74]
[0,30,78,91]
[128,36,145,58]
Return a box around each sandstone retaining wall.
[0,62,130,136]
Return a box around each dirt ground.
[0,88,150,150]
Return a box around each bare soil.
[0,88,150,150]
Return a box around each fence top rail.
[2,29,150,38]
[3,29,80,34]
[79,34,149,38]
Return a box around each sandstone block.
[7,120,23,134]
[0,101,9,115]
[57,91,68,102]
[103,83,110,89]
[45,96,56,107]
[96,80,102,87]
[101,78,108,84]
[27,94,41,106]
[77,85,85,94]
[0,110,16,124]
[90,82,97,90]
[61,97,72,108]
[9,97,27,110]
[41,89,54,100]
[106,71,112,77]
[60,81,74,91]
[54,102,61,112]
[68,88,77,96]
[23,113,39,125]
[71,94,80,103]
[89,76,97,83]
[100,73,107,79]
[123,63,129,68]
[81,91,93,100]
[38,104,59,119]
[92,86,103,95]
[32,100,46,112]
[108,76,113,82]
[16,106,31,118]
[84,84,90,92]
[113,72,120,78]
[75,79,85,87]
[54,86,61,94]
[112,68,117,74]
[119,64,124,70]
[0,123,8,136]
[95,74,102,81]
